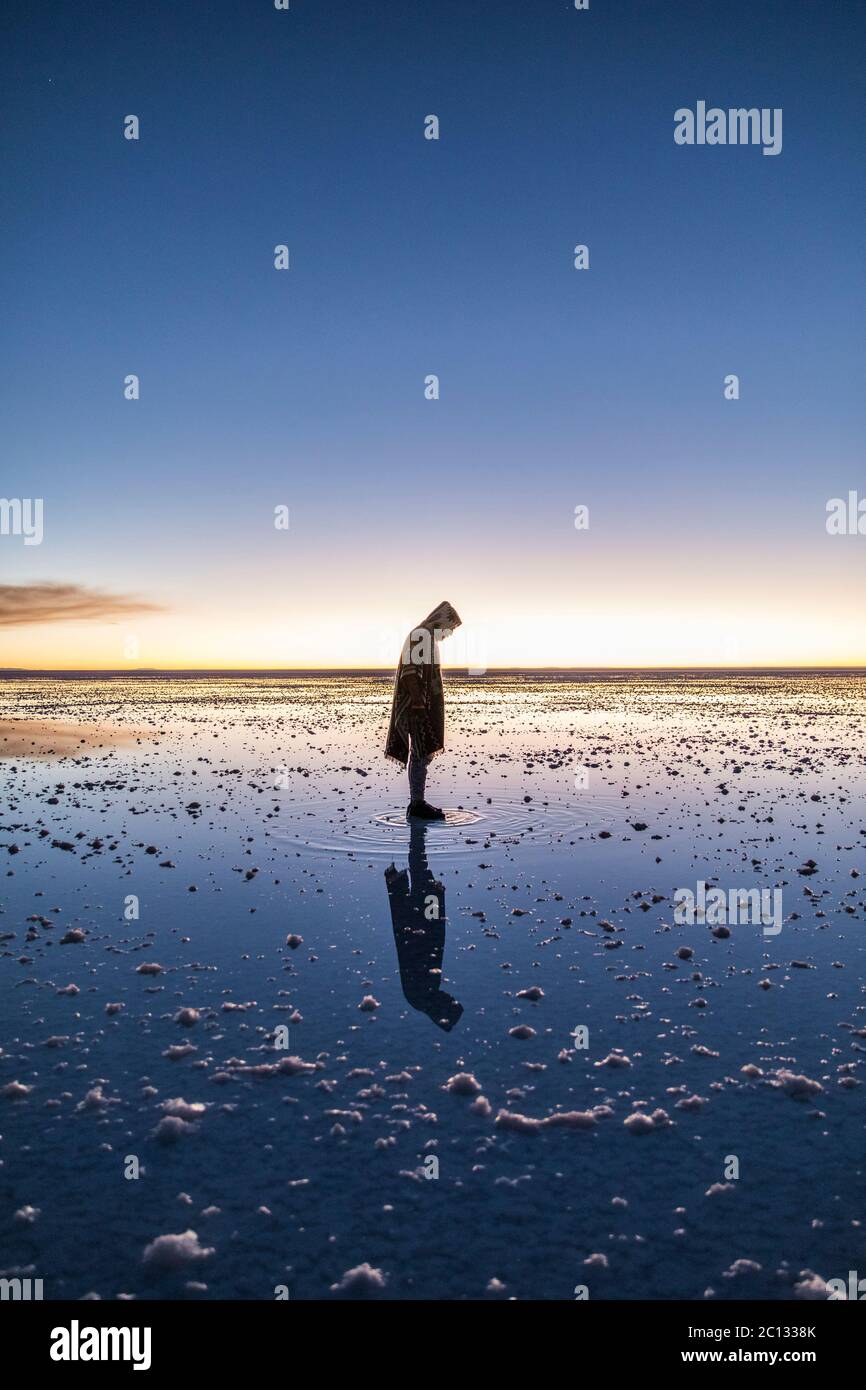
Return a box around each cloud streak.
[0,583,164,628]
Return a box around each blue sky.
[2,0,864,666]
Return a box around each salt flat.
[0,672,863,1301]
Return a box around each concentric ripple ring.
[271,791,618,858]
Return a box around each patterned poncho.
[384,601,462,766]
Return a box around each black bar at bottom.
[6,1296,858,1375]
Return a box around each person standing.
[385,601,461,819]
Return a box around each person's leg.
[406,740,443,817]
[407,744,428,803]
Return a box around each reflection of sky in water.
[0,675,864,1300]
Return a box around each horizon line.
[2,665,864,678]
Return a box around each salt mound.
[329,1262,388,1295]
[142,1230,214,1269]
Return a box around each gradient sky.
[2,0,864,668]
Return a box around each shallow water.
[0,673,864,1301]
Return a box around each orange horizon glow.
[4,548,864,673]
[3,610,864,675]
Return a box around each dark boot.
[406,800,446,821]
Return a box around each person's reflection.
[385,820,463,1030]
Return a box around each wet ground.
[0,673,863,1300]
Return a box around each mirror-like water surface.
[0,673,863,1300]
